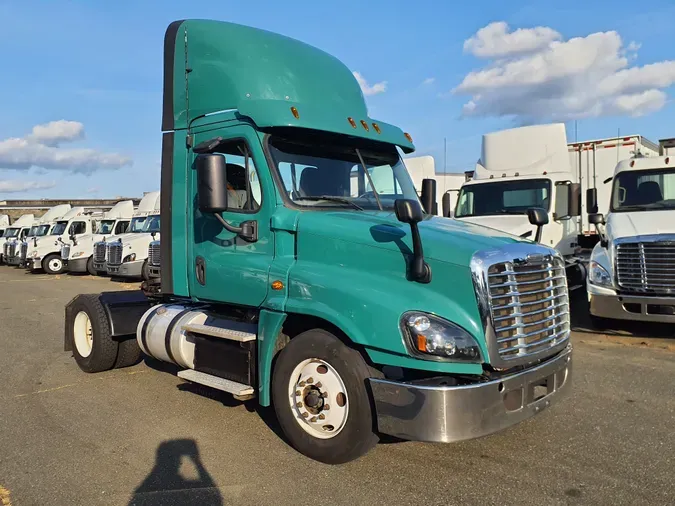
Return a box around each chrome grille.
[148,241,160,267]
[616,241,675,294]
[93,242,107,262]
[486,254,569,364]
[20,242,28,260]
[7,242,16,258]
[61,245,71,260]
[107,242,123,266]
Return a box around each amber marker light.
[290,106,300,119]
[348,117,357,128]
[271,280,284,291]
[404,132,413,143]
[372,122,381,134]
[360,120,370,131]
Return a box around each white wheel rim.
[73,311,94,358]
[287,358,349,439]
[49,258,62,271]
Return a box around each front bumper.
[26,258,42,270]
[369,346,572,443]
[588,284,675,323]
[107,259,144,277]
[66,256,89,273]
[5,256,21,266]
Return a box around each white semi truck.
[1,214,35,265]
[92,191,160,279]
[11,205,72,267]
[25,207,101,274]
[0,215,9,237]
[63,200,134,275]
[587,139,675,325]
[404,156,465,216]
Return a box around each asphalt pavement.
[0,267,673,506]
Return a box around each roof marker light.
[404,132,413,143]
[290,106,300,119]
[372,122,381,134]
[630,160,635,167]
[666,157,670,165]
[348,117,357,129]
[360,120,370,131]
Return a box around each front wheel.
[272,329,379,464]
[141,260,150,281]
[86,256,97,276]
[42,253,65,274]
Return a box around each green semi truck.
[64,19,572,464]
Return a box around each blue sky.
[1,0,674,198]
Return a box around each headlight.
[29,251,38,258]
[401,312,481,362]
[73,251,84,258]
[123,253,136,262]
[589,260,612,287]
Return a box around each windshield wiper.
[299,196,364,210]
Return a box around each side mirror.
[586,188,598,214]
[394,199,423,224]
[420,178,436,215]
[441,192,454,218]
[553,181,581,220]
[527,207,549,243]
[588,213,605,225]
[394,199,430,283]
[196,154,228,213]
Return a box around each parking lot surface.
[0,268,673,505]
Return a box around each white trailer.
[403,156,465,216]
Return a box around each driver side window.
[69,221,86,235]
[212,140,262,213]
[115,221,129,234]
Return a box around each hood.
[607,211,675,240]
[455,215,534,240]
[297,210,526,267]
[123,233,156,247]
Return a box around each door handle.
[195,256,206,286]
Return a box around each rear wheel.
[67,294,119,373]
[86,256,97,276]
[272,329,379,464]
[43,253,65,274]
[114,338,143,369]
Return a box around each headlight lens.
[29,251,38,258]
[401,312,481,362]
[589,260,612,287]
[123,253,136,262]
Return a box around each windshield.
[97,220,116,234]
[4,227,19,238]
[268,134,419,211]
[455,179,551,218]
[51,221,68,236]
[142,215,160,233]
[611,167,675,212]
[128,217,148,233]
[36,224,51,236]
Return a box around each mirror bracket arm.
[214,213,258,243]
[409,222,432,283]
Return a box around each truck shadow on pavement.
[128,438,223,506]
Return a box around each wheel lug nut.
[301,412,309,418]
[296,402,303,408]
[324,404,330,410]
[315,382,322,388]
[299,381,306,387]
[321,392,328,398]
[318,414,325,420]
[310,416,317,422]
[306,377,314,384]
[295,390,301,396]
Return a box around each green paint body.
[162,20,527,406]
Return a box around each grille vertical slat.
[107,243,123,266]
[616,241,675,294]
[486,255,570,363]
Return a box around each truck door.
[188,124,273,307]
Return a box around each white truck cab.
[25,207,98,274]
[1,214,35,265]
[63,200,134,275]
[587,153,675,323]
[92,191,160,279]
[0,215,9,238]
[404,156,465,217]
[454,123,586,287]
[12,204,72,267]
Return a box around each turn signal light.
[404,132,413,143]
[271,280,284,291]
[290,106,300,119]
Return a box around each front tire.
[67,294,119,372]
[43,253,65,274]
[86,256,97,276]
[141,260,150,281]
[272,329,379,464]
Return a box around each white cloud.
[422,77,436,85]
[27,120,84,147]
[464,22,561,59]
[353,71,387,96]
[0,180,56,193]
[454,24,675,121]
[0,120,132,175]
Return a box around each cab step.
[177,369,255,397]
[182,322,256,342]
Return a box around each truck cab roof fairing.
[161,19,414,153]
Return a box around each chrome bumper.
[590,292,675,323]
[369,346,572,443]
